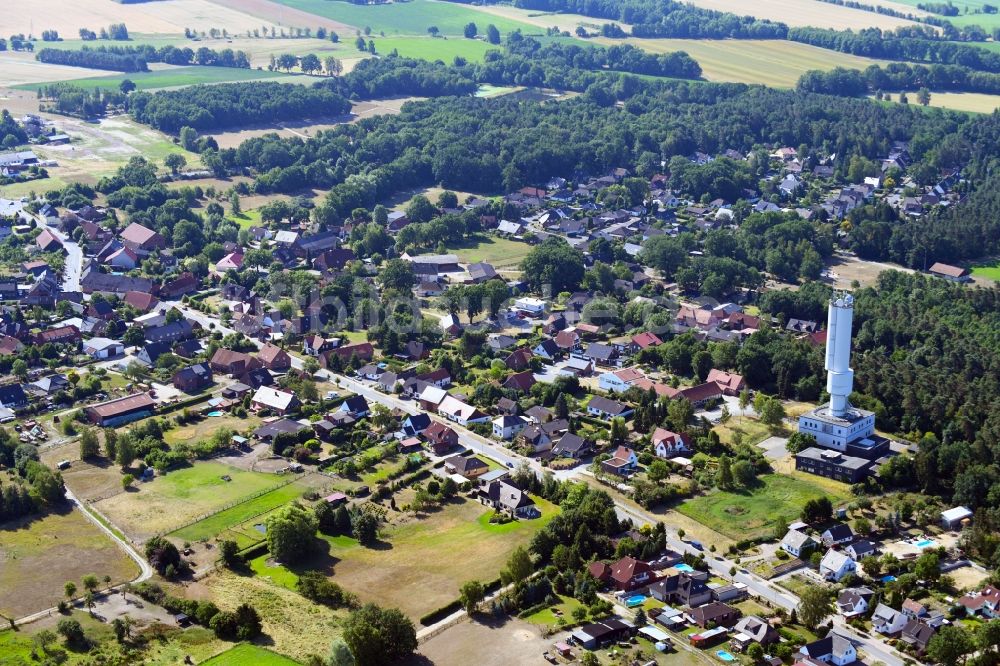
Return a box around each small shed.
[941,506,973,530]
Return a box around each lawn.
[15,66,307,92]
[162,413,262,446]
[94,462,285,541]
[973,260,1000,281]
[201,644,301,666]
[713,416,774,446]
[370,35,497,62]
[603,38,894,88]
[524,594,585,626]
[444,234,533,269]
[0,508,139,619]
[273,0,538,36]
[677,473,849,541]
[169,480,313,544]
[250,496,558,619]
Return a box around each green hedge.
[419,599,462,626]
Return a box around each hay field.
[684,0,930,30]
[876,90,1000,114]
[605,38,891,88]
[0,509,139,619]
[0,0,282,37]
[0,51,107,87]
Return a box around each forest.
[128,81,352,133]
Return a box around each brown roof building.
[120,222,166,252]
[258,343,292,371]
[85,393,156,426]
[210,348,261,376]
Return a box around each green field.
[274,0,538,36]
[202,644,301,666]
[602,38,893,88]
[371,35,498,62]
[972,260,1000,281]
[677,473,849,541]
[169,481,312,545]
[890,0,1000,30]
[15,66,307,92]
[445,234,532,269]
[94,462,287,540]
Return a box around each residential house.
[250,386,300,415]
[417,385,448,412]
[505,347,534,371]
[479,479,539,518]
[210,349,261,376]
[653,428,691,457]
[630,331,662,352]
[690,602,740,629]
[215,252,244,272]
[83,337,124,359]
[35,229,64,253]
[532,339,560,361]
[258,343,292,372]
[493,414,529,440]
[584,343,619,368]
[958,586,1000,618]
[424,421,459,455]
[144,320,195,345]
[550,433,592,459]
[599,367,645,393]
[560,356,593,377]
[871,603,907,635]
[608,556,656,591]
[502,370,536,394]
[123,290,159,313]
[902,599,928,621]
[337,395,370,418]
[445,455,488,480]
[160,272,198,299]
[106,245,139,270]
[837,586,874,619]
[438,395,489,426]
[120,222,166,252]
[172,363,213,393]
[706,369,745,395]
[821,524,854,547]
[402,413,431,437]
[0,384,28,410]
[601,446,639,477]
[797,634,857,666]
[781,529,817,558]
[820,550,856,582]
[731,616,779,651]
[900,619,937,654]
[321,342,374,368]
[845,540,876,561]
[649,571,712,607]
[0,335,24,356]
[586,396,634,420]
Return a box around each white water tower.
[824,292,855,418]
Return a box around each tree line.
[798,62,1000,97]
[37,47,149,73]
[36,44,252,73]
[37,84,128,119]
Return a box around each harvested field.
[416,617,564,666]
[684,0,929,30]
[0,509,139,619]
[207,0,355,32]
[0,0,283,37]
[874,90,1000,114]
[469,4,629,34]
[0,52,107,88]
[16,65,312,92]
[604,38,893,88]
[93,462,287,541]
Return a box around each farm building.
[85,393,156,427]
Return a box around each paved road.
[14,488,153,625]
[37,215,83,292]
[832,621,905,666]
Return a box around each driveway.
[757,435,789,460]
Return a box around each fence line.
[160,475,304,538]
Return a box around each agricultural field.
[369,36,498,63]
[890,0,1000,30]
[677,473,849,541]
[251,496,558,619]
[169,479,317,547]
[0,509,139,619]
[468,3,627,34]
[684,0,930,30]
[271,0,539,37]
[875,90,1000,114]
[16,65,310,93]
[602,38,892,88]
[0,0,284,37]
[93,462,288,541]
[201,644,302,666]
[0,51,108,88]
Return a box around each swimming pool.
[882,575,897,582]
[675,563,694,572]
[915,539,936,548]
[624,594,646,607]
[716,650,736,662]
[206,411,224,417]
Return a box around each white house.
[513,297,547,315]
[798,634,856,666]
[438,395,490,426]
[780,529,816,558]
[820,523,854,547]
[598,367,644,393]
[250,386,299,415]
[653,428,690,457]
[837,587,874,619]
[83,337,124,359]
[820,549,856,582]
[871,603,908,635]
[493,414,529,440]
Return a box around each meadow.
[201,644,301,666]
[162,413,262,447]
[972,259,1000,281]
[604,38,892,88]
[16,66,307,92]
[444,235,533,269]
[890,0,1000,30]
[0,509,139,619]
[271,0,538,36]
[370,36,498,63]
[677,473,849,541]
[248,496,558,619]
[94,462,286,541]
[169,479,315,545]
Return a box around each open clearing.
[683,0,929,30]
[0,509,139,619]
[604,38,892,88]
[417,617,561,666]
[677,473,849,541]
[94,462,287,541]
[271,0,538,36]
[825,252,914,288]
[972,259,1000,282]
[0,0,285,37]
[253,496,558,620]
[202,644,301,665]
[15,66,313,93]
